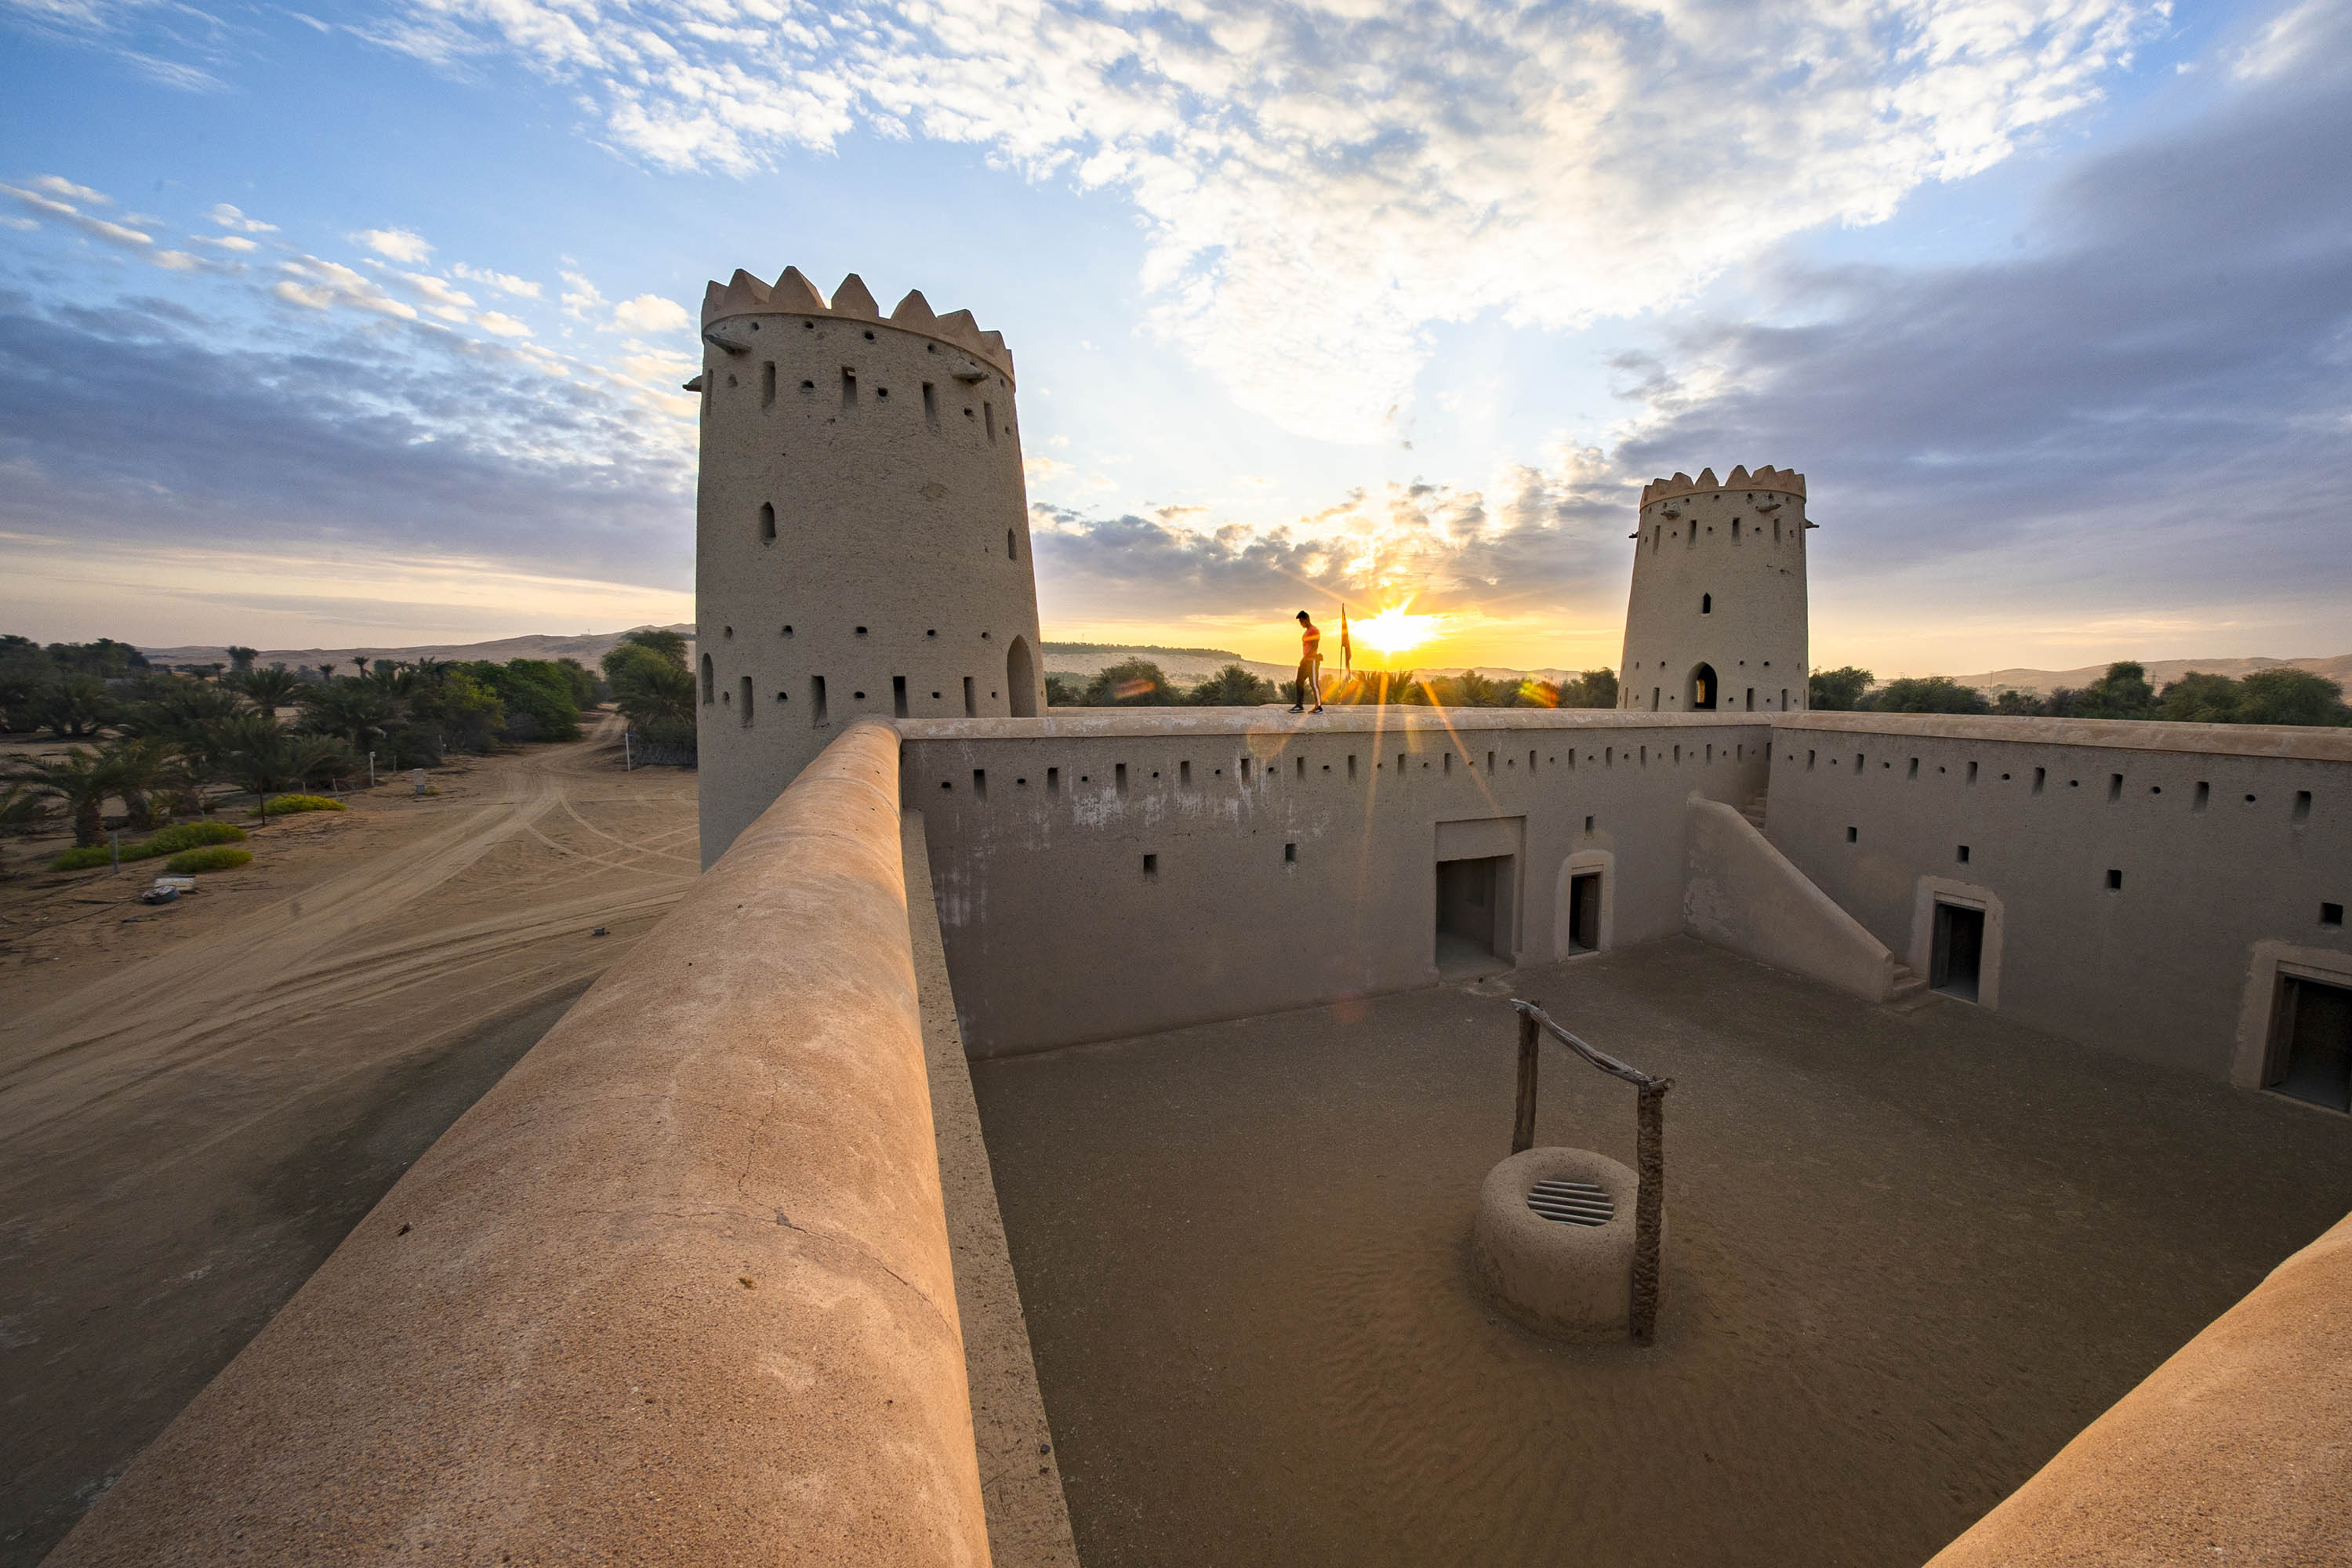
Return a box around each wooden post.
[1512,1008,1540,1153]
[1631,1077,1671,1345]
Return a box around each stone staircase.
[1740,791,1769,830]
[1886,963,1930,1008]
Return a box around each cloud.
[274,258,420,319]
[453,263,542,298]
[559,269,605,321]
[193,233,258,252]
[0,289,695,596]
[388,0,2161,442]
[474,310,532,338]
[30,175,109,205]
[1607,9,2352,650]
[612,292,689,334]
[208,202,276,233]
[2,180,153,246]
[397,270,477,321]
[352,226,432,263]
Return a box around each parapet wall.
[49,720,991,1567]
[901,710,1772,1054]
[1765,713,2352,1081]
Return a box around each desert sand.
[0,715,697,1565]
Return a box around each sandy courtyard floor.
[0,717,697,1565]
[973,938,2352,1568]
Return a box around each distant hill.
[140,625,698,671]
[1951,655,2352,696]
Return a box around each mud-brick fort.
[50,270,2351,1567]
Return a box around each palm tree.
[236,666,303,715]
[37,674,118,738]
[226,645,260,674]
[11,747,126,846]
[297,679,400,750]
[0,782,52,878]
[103,737,180,831]
[288,734,360,790]
[318,662,338,679]
[351,655,371,678]
[214,715,299,817]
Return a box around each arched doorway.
[1688,662,1718,710]
[1006,634,1038,717]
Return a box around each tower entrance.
[1689,663,1718,711]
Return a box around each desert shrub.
[261,794,347,815]
[49,843,151,870]
[146,820,247,852]
[165,846,252,873]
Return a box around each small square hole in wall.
[2321,902,2343,927]
[1142,854,1157,877]
[1846,826,1858,844]
[1957,845,1971,864]
[1584,815,1595,833]
[2106,869,2124,891]
[1284,842,1298,863]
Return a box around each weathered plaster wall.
[1683,793,1900,1002]
[1926,1206,2352,1566]
[1765,713,2352,1081]
[902,710,1771,1055]
[696,267,1043,866]
[49,720,990,1567]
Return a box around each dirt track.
[0,716,697,1564]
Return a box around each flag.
[1340,604,1352,673]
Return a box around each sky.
[2,0,2348,676]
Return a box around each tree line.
[1806,661,2351,725]
[1045,660,1623,710]
[0,633,611,855]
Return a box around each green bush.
[165,846,252,873]
[146,820,248,852]
[261,794,347,816]
[49,843,148,870]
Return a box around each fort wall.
[1765,713,2352,1081]
[49,721,993,1568]
[695,267,1043,866]
[900,710,1772,1054]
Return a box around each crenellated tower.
[1617,465,1811,713]
[692,266,1044,866]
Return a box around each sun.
[1350,604,1443,657]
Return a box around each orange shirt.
[1300,622,1321,662]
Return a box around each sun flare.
[1350,604,1443,657]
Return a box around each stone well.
[1472,1145,1646,1339]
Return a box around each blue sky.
[3,0,2348,674]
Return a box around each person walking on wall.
[1290,610,1324,713]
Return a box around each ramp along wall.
[1764,713,2352,1087]
[694,265,1044,867]
[900,710,1772,1055]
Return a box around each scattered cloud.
[397,270,477,321]
[274,257,421,318]
[352,226,432,263]
[389,0,2161,442]
[452,263,541,298]
[2,180,153,246]
[559,269,605,321]
[474,310,532,337]
[207,202,275,233]
[30,175,108,205]
[612,292,688,334]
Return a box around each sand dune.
[1951,654,2352,695]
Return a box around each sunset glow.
[1350,605,1444,657]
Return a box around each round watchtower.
[693,266,1044,866]
[1617,466,1810,714]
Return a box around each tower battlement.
[1640,465,1805,508]
[699,266,1016,383]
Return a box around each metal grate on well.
[1526,1178,1613,1227]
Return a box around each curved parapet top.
[700,266,1015,383]
[1640,465,1806,507]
